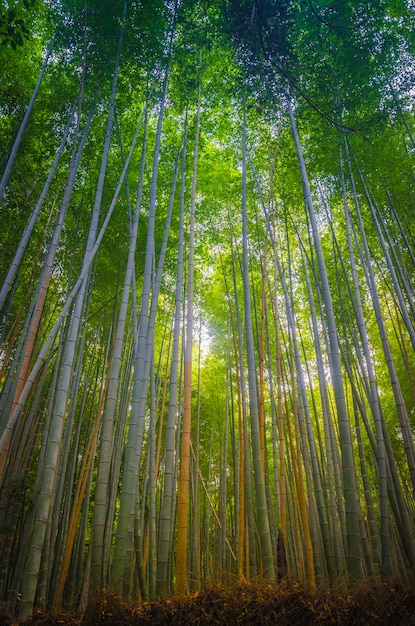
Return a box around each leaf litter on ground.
[2,578,414,625]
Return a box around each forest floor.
[3,578,415,625]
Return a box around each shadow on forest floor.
[3,578,415,625]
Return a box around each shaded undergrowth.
[2,579,415,625]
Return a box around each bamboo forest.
[1,0,415,621]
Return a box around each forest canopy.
[1,0,415,620]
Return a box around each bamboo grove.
[1,0,415,619]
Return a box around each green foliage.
[1,0,415,613]
[0,0,37,49]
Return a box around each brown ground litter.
[3,579,414,625]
